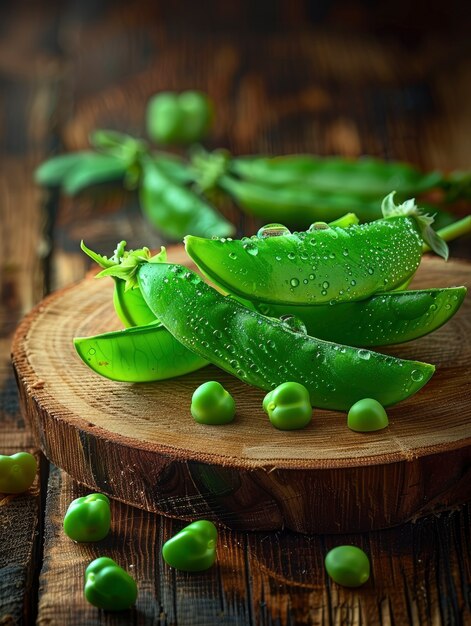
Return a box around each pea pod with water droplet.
[254,286,466,347]
[135,262,434,410]
[185,193,448,305]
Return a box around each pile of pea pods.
[75,191,468,417]
[35,90,471,240]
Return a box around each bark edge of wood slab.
[11,253,471,533]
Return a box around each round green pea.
[262,381,312,430]
[191,381,235,425]
[347,398,389,432]
[146,90,212,145]
[325,545,370,587]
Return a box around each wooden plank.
[36,465,471,626]
[0,3,63,623]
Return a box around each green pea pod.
[74,320,208,382]
[218,174,382,226]
[113,280,156,327]
[63,153,128,195]
[137,262,435,410]
[35,151,98,187]
[230,155,443,197]
[139,155,234,240]
[255,287,466,347]
[186,194,448,305]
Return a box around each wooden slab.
[11,252,471,533]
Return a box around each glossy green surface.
[185,216,423,305]
[263,382,312,430]
[63,494,111,542]
[74,321,208,382]
[254,287,467,347]
[191,381,236,425]
[146,91,212,145]
[347,399,389,432]
[0,452,37,494]
[162,520,217,572]
[325,546,371,587]
[84,557,138,611]
[137,263,435,410]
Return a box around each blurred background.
[1,0,470,315]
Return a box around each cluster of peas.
[0,452,371,610]
[192,379,389,432]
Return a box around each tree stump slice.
[12,250,471,533]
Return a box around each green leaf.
[63,153,128,195]
[381,191,449,260]
[80,240,117,269]
[35,152,95,186]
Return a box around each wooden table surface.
[1,2,470,625]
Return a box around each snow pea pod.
[185,194,445,305]
[74,321,208,382]
[255,287,466,347]
[137,262,434,410]
[218,174,382,226]
[139,155,234,240]
[230,155,443,197]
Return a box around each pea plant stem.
[423,215,471,252]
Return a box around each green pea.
[146,91,212,145]
[325,545,370,587]
[84,557,138,610]
[0,452,37,494]
[263,382,312,430]
[162,520,217,571]
[63,493,111,542]
[191,381,235,425]
[347,398,389,432]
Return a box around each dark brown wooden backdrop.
[1,1,470,624]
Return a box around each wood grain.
[12,254,471,533]
[36,466,471,626]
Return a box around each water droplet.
[275,255,282,261]
[367,268,374,275]
[445,303,451,310]
[244,242,259,256]
[321,289,327,296]
[343,249,349,257]
[213,330,222,338]
[350,279,356,286]
[267,339,276,349]
[280,315,307,334]
[322,281,329,289]
[288,252,296,260]
[308,222,330,231]
[290,278,300,288]
[229,252,237,260]
[88,348,96,355]
[358,349,371,360]
[411,369,424,382]
[309,274,315,280]
[257,223,291,238]
[303,279,309,285]
[429,304,437,311]
[329,252,336,259]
